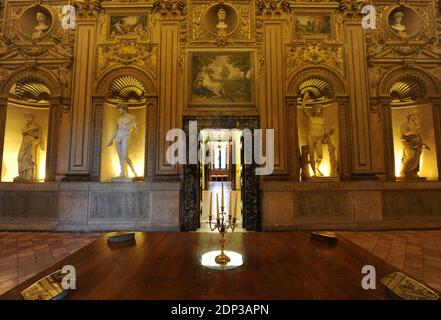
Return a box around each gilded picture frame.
[187,51,256,107]
[108,14,149,41]
[293,13,333,40]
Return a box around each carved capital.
[339,0,368,19]
[256,0,290,18]
[73,0,102,21]
[153,0,186,18]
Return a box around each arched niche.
[91,67,158,181]
[286,66,350,181]
[379,67,441,181]
[378,66,440,98]
[95,66,157,98]
[0,67,62,98]
[0,67,63,182]
[287,65,347,99]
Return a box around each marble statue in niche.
[300,91,338,178]
[32,11,50,39]
[216,8,228,30]
[400,110,430,179]
[390,11,407,37]
[14,113,44,182]
[107,103,138,180]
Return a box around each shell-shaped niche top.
[108,76,146,103]
[298,77,333,102]
[390,76,426,105]
[12,78,51,103]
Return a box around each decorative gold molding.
[256,0,289,18]
[73,0,102,21]
[378,66,440,97]
[97,39,157,77]
[287,66,347,97]
[366,4,439,61]
[389,75,427,104]
[338,0,367,19]
[153,0,186,18]
[189,2,252,45]
[286,42,345,77]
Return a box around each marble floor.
[0,230,440,296]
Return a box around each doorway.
[181,116,260,231]
[198,129,243,232]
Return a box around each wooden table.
[0,232,408,300]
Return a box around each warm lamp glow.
[38,150,46,181]
[2,141,47,182]
[394,147,403,178]
[2,149,18,182]
[110,152,144,178]
[391,104,438,180]
[308,162,331,177]
[320,163,331,177]
[1,102,48,182]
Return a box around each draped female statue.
[400,110,430,179]
[14,113,44,182]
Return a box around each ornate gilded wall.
[1,0,441,231]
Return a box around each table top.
[0,231,412,300]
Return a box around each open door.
[181,116,260,231]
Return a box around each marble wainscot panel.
[0,180,181,232]
[261,180,441,231]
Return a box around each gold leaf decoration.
[298,77,333,101]
[13,79,51,103]
[390,76,426,104]
[108,76,146,103]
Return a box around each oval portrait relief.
[388,6,420,38]
[204,4,239,36]
[19,5,54,40]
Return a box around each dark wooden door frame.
[181,115,261,231]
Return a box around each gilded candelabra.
[208,183,238,269]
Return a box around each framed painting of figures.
[188,52,255,106]
[109,15,149,41]
[293,15,332,39]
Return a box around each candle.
[233,193,238,219]
[216,193,220,220]
[209,192,212,218]
[221,182,224,209]
[229,191,233,219]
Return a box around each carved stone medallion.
[18,5,54,40]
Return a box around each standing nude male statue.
[301,91,327,177]
[107,103,138,178]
